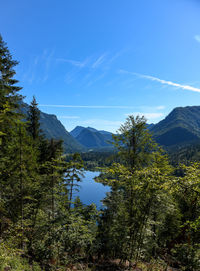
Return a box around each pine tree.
[0,34,24,239]
[27,96,42,141]
[0,34,22,146]
[65,153,84,210]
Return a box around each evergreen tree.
[27,96,42,141]
[0,34,24,240]
[65,153,84,210]
[0,34,22,146]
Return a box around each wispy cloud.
[92,53,107,68]
[39,104,165,111]
[140,105,165,111]
[155,105,165,110]
[57,115,80,119]
[125,112,163,119]
[106,50,125,65]
[86,72,107,87]
[43,49,54,82]
[57,53,107,70]
[39,104,138,109]
[21,49,55,84]
[34,56,39,65]
[79,119,122,130]
[21,54,40,84]
[56,50,126,85]
[119,70,200,93]
[194,35,200,43]
[56,58,88,68]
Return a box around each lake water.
[74,171,110,208]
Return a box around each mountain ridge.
[70,126,113,149]
[20,102,200,152]
[150,106,200,147]
[20,102,85,153]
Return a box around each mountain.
[98,130,113,141]
[70,126,113,149]
[150,106,200,147]
[87,127,98,133]
[70,126,85,138]
[20,103,85,153]
[69,106,200,150]
[76,129,110,148]
[147,123,155,130]
[21,103,200,152]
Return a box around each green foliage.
[65,153,84,210]
[79,151,117,170]
[112,115,159,170]
[20,101,85,153]
[0,35,22,147]
[0,243,41,271]
[27,96,43,141]
[1,35,200,271]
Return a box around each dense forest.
[1,34,200,271]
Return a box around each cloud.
[39,104,165,111]
[81,119,121,125]
[92,53,107,68]
[119,70,200,93]
[106,49,126,65]
[39,104,138,109]
[43,50,55,82]
[194,35,200,43]
[56,58,88,68]
[34,56,39,65]
[21,54,40,84]
[139,105,165,111]
[155,105,165,110]
[86,72,107,87]
[55,50,125,85]
[125,112,163,119]
[57,115,80,119]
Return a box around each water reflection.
[75,171,110,208]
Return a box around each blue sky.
[1,0,200,132]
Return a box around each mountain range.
[20,103,85,153]
[70,126,113,149]
[71,106,200,150]
[150,106,200,147]
[20,102,200,153]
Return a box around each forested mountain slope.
[70,126,113,149]
[20,102,85,153]
[150,106,200,147]
[20,104,200,151]
[70,106,200,150]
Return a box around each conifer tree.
[0,34,22,146]
[65,153,84,210]
[0,34,23,239]
[27,96,42,141]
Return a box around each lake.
[74,171,110,208]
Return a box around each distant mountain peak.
[20,102,85,153]
[87,127,98,132]
[151,105,200,147]
[70,126,114,150]
[21,104,200,152]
